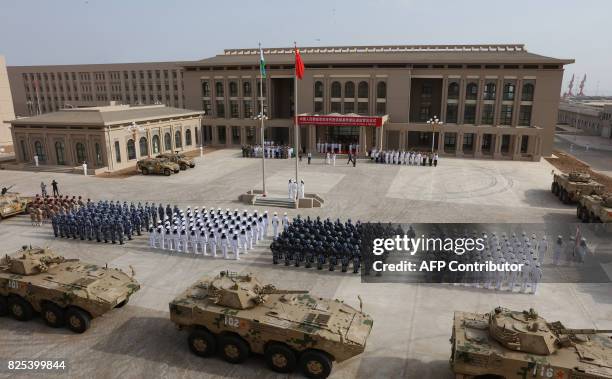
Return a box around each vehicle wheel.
[299,350,332,379]
[115,299,128,308]
[180,164,187,171]
[218,334,250,364]
[576,205,582,219]
[188,329,217,357]
[65,307,91,333]
[551,182,557,194]
[265,343,297,373]
[164,169,171,176]
[560,190,568,204]
[190,164,195,168]
[42,302,65,328]
[174,169,179,174]
[8,297,34,321]
[0,296,8,316]
[141,167,149,175]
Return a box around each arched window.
[201,81,210,97]
[377,82,387,99]
[95,142,103,166]
[114,141,121,163]
[76,142,87,163]
[174,130,182,148]
[447,82,459,99]
[522,83,534,101]
[152,135,160,154]
[331,81,341,98]
[358,81,369,98]
[126,139,136,160]
[243,81,251,97]
[20,140,28,161]
[215,81,224,97]
[344,82,355,98]
[466,82,478,100]
[185,129,192,146]
[34,141,45,162]
[55,141,65,165]
[229,81,238,97]
[139,137,148,156]
[314,81,324,98]
[503,83,515,101]
[164,132,172,151]
[484,82,496,100]
[195,127,199,144]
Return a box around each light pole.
[253,112,269,196]
[427,116,443,153]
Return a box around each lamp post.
[253,112,268,196]
[427,116,443,153]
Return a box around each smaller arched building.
[6,103,203,173]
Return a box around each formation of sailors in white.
[369,148,439,166]
[147,207,291,259]
[241,141,293,159]
[316,141,360,155]
[288,179,306,200]
[449,231,591,295]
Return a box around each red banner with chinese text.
[297,115,383,127]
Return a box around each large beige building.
[182,44,573,160]
[0,56,16,151]
[7,104,203,173]
[7,62,185,117]
[558,99,612,138]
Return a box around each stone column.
[474,133,483,158]
[455,131,464,157]
[493,133,502,159]
[211,125,219,145]
[437,131,445,154]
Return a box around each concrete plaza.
[0,150,609,379]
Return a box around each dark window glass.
[344,82,355,98]
[331,82,341,98]
[229,81,238,97]
[126,140,136,160]
[466,82,478,100]
[174,131,182,148]
[484,82,496,100]
[164,132,172,150]
[519,105,532,126]
[201,81,210,97]
[215,81,224,97]
[243,81,251,97]
[481,104,495,124]
[218,126,226,144]
[76,142,87,162]
[331,102,341,113]
[314,81,324,98]
[376,102,386,115]
[358,81,368,98]
[56,141,66,165]
[503,83,515,101]
[521,83,534,101]
[446,104,458,123]
[447,82,459,99]
[377,82,386,99]
[500,105,513,125]
[344,101,354,114]
[152,135,160,153]
[216,100,225,117]
[139,137,148,156]
[357,102,369,115]
[464,104,476,124]
[185,129,192,146]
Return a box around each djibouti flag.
[259,45,266,78]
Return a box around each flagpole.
[294,42,299,206]
[259,43,267,196]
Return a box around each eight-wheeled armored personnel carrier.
[0,192,33,220]
[577,193,612,223]
[551,171,604,204]
[0,246,140,333]
[170,271,373,378]
[450,307,612,379]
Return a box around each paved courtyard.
[1,150,609,379]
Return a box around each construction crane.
[577,74,586,97]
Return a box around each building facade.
[0,56,16,151]
[7,104,203,173]
[182,44,573,160]
[558,100,612,138]
[7,62,185,117]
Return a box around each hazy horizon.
[1,0,610,95]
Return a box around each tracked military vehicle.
[0,192,33,219]
[577,193,612,223]
[551,171,604,204]
[136,157,180,176]
[450,307,612,379]
[169,271,373,378]
[0,246,140,333]
[156,152,195,170]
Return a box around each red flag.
[294,47,305,80]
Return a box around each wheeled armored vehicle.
[156,152,195,170]
[136,157,180,176]
[551,171,604,204]
[577,193,612,223]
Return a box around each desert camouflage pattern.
[552,171,605,204]
[0,192,33,219]
[578,193,612,223]
[156,152,195,170]
[451,307,612,379]
[170,271,373,362]
[0,246,140,319]
[136,157,180,175]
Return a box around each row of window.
[23,69,180,84]
[22,140,103,166]
[447,82,534,102]
[445,103,532,126]
[114,129,196,163]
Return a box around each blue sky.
[1,0,610,94]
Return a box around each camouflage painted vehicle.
[169,271,373,378]
[0,192,33,220]
[136,157,180,176]
[551,171,604,204]
[577,193,612,223]
[0,246,140,333]
[450,307,612,379]
[156,152,195,170]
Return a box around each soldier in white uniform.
[332,153,336,166]
[220,233,229,259]
[575,237,589,263]
[288,179,294,199]
[208,231,217,257]
[149,226,157,247]
[272,212,280,237]
[283,212,290,230]
[291,180,298,200]
[530,262,543,294]
[520,259,530,292]
[325,152,331,165]
[537,235,548,263]
[299,180,305,199]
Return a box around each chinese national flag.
[294,47,305,80]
